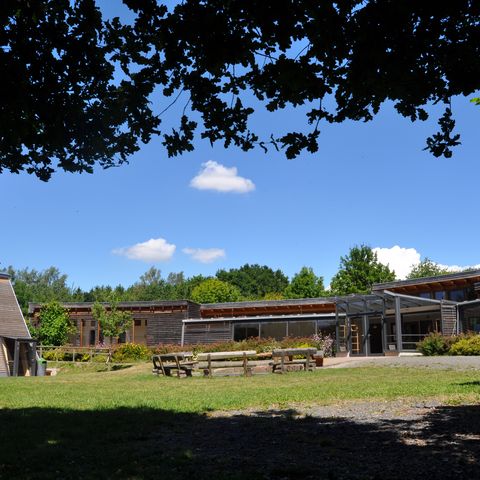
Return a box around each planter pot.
[314,355,324,367]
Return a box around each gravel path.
[202,398,480,479]
[325,355,480,370]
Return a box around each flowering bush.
[152,335,336,358]
[449,335,480,356]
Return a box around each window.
[448,289,466,302]
[288,321,316,337]
[260,322,287,340]
[434,291,445,300]
[134,319,141,326]
[419,292,431,299]
[91,320,96,327]
[317,320,338,338]
[89,330,96,345]
[233,323,259,341]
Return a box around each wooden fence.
[37,345,112,363]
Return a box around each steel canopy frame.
[333,291,452,355]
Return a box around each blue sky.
[1,4,479,290]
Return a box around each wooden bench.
[152,352,196,377]
[271,348,317,373]
[196,350,257,377]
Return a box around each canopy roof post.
[395,296,402,352]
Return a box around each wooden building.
[27,269,480,357]
[0,273,37,376]
[29,300,200,347]
[183,298,337,345]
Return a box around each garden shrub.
[449,335,480,356]
[416,332,452,355]
[112,343,151,361]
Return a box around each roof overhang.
[184,312,339,324]
[373,269,480,293]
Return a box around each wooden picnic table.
[271,348,318,373]
[152,352,196,377]
[196,350,257,377]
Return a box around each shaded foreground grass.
[1,366,479,479]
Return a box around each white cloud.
[190,160,255,193]
[113,238,176,263]
[183,247,226,264]
[373,246,421,280]
[373,245,480,279]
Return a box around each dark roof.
[28,300,199,313]
[0,276,30,338]
[201,297,334,310]
[372,269,480,291]
[0,272,11,280]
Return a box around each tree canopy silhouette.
[2,1,478,180]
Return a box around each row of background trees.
[4,245,456,315]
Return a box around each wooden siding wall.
[441,304,457,336]
[146,309,187,345]
[183,322,232,345]
[60,307,190,346]
[187,302,201,319]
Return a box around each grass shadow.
[0,405,479,479]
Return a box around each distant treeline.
[3,245,451,313]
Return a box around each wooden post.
[13,340,20,376]
[72,349,76,363]
[281,351,285,373]
[175,354,181,378]
[80,319,83,347]
[132,320,135,344]
[243,352,247,376]
[207,354,212,378]
[159,356,166,376]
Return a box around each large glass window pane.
[434,291,445,300]
[317,320,337,337]
[260,322,287,340]
[448,289,466,302]
[288,321,316,337]
[233,323,259,341]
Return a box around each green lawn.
[1,365,479,479]
[1,364,479,412]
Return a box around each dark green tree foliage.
[35,301,76,346]
[191,278,241,304]
[104,1,480,160]
[6,266,73,314]
[0,0,159,181]
[284,267,325,299]
[406,258,450,279]
[91,299,133,343]
[2,1,479,179]
[216,264,288,299]
[330,245,395,295]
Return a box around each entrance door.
[369,322,383,354]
